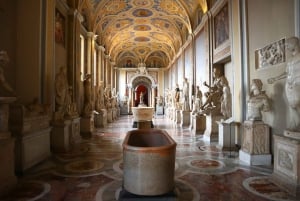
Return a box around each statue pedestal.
[174,110,181,124]
[156,105,164,115]
[190,114,206,134]
[112,108,117,120]
[271,134,300,196]
[203,114,223,142]
[94,109,107,128]
[0,138,17,196]
[69,117,81,146]
[80,116,94,137]
[51,120,72,152]
[9,104,52,173]
[180,111,191,127]
[239,120,271,165]
[217,119,240,151]
[0,97,17,196]
[107,109,113,123]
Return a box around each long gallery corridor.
[1,115,298,201]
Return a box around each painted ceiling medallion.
[133,0,152,7]
[134,25,151,31]
[134,36,150,42]
[132,8,153,17]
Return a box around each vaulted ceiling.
[78,0,208,68]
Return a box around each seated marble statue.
[201,67,227,114]
[247,79,270,120]
[268,36,300,131]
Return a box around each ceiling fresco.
[79,0,208,68]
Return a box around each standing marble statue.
[221,78,232,119]
[174,84,180,109]
[192,85,203,114]
[182,77,190,111]
[268,36,300,132]
[55,66,68,120]
[0,50,15,96]
[247,79,270,120]
[82,74,93,117]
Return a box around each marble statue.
[156,95,163,106]
[201,66,228,114]
[139,91,145,104]
[192,85,203,115]
[82,74,93,117]
[247,79,270,120]
[268,36,300,132]
[104,86,113,109]
[174,83,180,109]
[54,66,68,120]
[182,77,190,111]
[221,78,232,119]
[0,50,15,96]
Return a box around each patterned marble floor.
[1,115,299,201]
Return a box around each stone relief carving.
[256,38,285,68]
[278,149,293,171]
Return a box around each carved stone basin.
[122,129,177,196]
[131,106,154,121]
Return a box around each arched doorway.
[127,72,157,114]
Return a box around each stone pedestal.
[0,97,17,196]
[15,127,51,174]
[112,108,117,120]
[217,119,240,151]
[120,105,128,115]
[271,134,300,196]
[203,114,223,142]
[174,110,181,124]
[107,109,113,123]
[80,116,94,136]
[69,117,81,146]
[0,138,17,196]
[51,120,72,152]
[94,109,107,128]
[9,104,52,173]
[132,120,154,129]
[180,110,191,127]
[156,105,164,115]
[190,114,206,135]
[239,120,271,165]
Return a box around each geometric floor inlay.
[64,160,104,174]
[243,176,298,201]
[189,159,223,169]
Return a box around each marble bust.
[247,79,270,121]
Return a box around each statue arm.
[267,71,287,84]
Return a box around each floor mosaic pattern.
[1,115,299,201]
